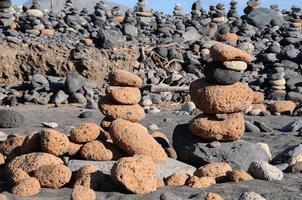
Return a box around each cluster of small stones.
[189,42,254,141]
[0,0,14,29]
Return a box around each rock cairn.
[134,0,153,25]
[227,0,239,18]
[0,0,14,29]
[244,0,261,15]
[173,4,184,19]
[93,1,108,27]
[189,42,254,141]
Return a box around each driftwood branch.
[142,84,189,93]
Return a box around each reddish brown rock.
[206,193,224,200]
[270,101,296,115]
[157,177,165,188]
[252,104,266,112]
[150,131,170,148]
[164,147,177,160]
[190,113,245,141]
[109,69,143,88]
[100,117,113,130]
[80,140,113,161]
[71,186,96,200]
[21,132,41,154]
[32,164,72,189]
[210,43,254,63]
[185,176,216,188]
[106,86,141,105]
[41,29,54,37]
[99,96,145,122]
[109,119,167,163]
[74,165,105,190]
[11,177,41,197]
[6,153,63,176]
[70,123,102,144]
[217,33,239,42]
[190,78,254,114]
[164,173,189,186]
[67,142,82,157]
[111,155,157,194]
[194,163,232,182]
[0,154,5,165]
[0,136,24,156]
[103,141,126,160]
[228,170,254,182]
[40,129,69,156]
[9,169,30,185]
[253,92,265,104]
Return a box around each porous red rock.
[21,132,41,154]
[0,153,5,165]
[70,123,102,144]
[185,176,216,188]
[252,104,266,112]
[80,140,113,161]
[111,155,157,194]
[11,177,41,197]
[9,169,30,185]
[74,165,105,190]
[32,164,72,189]
[40,129,69,156]
[206,193,224,200]
[164,173,189,186]
[253,92,265,104]
[98,97,145,122]
[217,33,239,42]
[189,113,245,141]
[194,163,232,182]
[210,43,254,63]
[190,78,254,114]
[109,69,143,88]
[106,86,141,105]
[109,119,167,163]
[228,170,254,182]
[0,136,24,156]
[6,153,63,176]
[67,142,82,157]
[71,186,96,200]
[270,101,296,115]
[157,177,165,188]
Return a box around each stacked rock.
[212,3,228,24]
[93,1,109,27]
[269,69,286,92]
[244,0,261,15]
[173,4,184,19]
[0,0,15,29]
[123,10,138,38]
[189,43,254,141]
[64,0,74,12]
[227,0,239,18]
[111,6,123,24]
[191,0,207,19]
[134,0,153,25]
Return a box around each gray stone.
[173,124,269,170]
[246,7,283,27]
[65,72,85,95]
[287,92,302,103]
[0,110,25,128]
[254,121,273,132]
[182,27,202,42]
[248,161,283,181]
[180,101,196,114]
[271,144,302,165]
[160,192,183,200]
[31,74,50,91]
[280,120,302,132]
[239,192,266,200]
[98,29,125,49]
[68,158,196,178]
[6,36,22,44]
[204,63,242,85]
[53,90,69,105]
[245,121,261,132]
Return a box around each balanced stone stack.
[212,3,228,24]
[0,0,15,29]
[191,0,206,19]
[227,0,239,18]
[93,1,109,27]
[244,0,261,15]
[173,4,184,19]
[134,0,153,26]
[189,43,254,141]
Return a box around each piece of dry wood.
[142,84,189,93]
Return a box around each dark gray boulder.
[0,110,25,128]
[246,8,283,27]
[204,63,242,85]
[65,72,85,95]
[173,124,270,170]
[98,29,126,49]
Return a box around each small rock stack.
[134,0,153,25]
[227,0,239,18]
[212,3,228,24]
[244,0,261,15]
[173,4,184,19]
[93,1,109,27]
[189,43,254,141]
[0,0,15,29]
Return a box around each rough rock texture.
[109,119,167,163]
[228,170,254,182]
[21,132,41,154]
[270,101,296,115]
[206,193,224,200]
[190,113,245,141]
[223,61,248,72]
[185,176,216,189]
[40,129,70,156]
[106,86,141,105]
[11,177,41,197]
[109,69,143,88]
[210,43,254,63]
[6,153,63,176]
[173,124,270,170]
[9,169,30,185]
[252,104,266,112]
[80,140,113,161]
[70,123,102,143]
[164,173,189,186]
[239,192,266,200]
[204,63,242,85]
[74,165,105,190]
[253,92,265,104]
[194,163,232,182]
[0,110,25,128]
[71,186,96,200]
[32,164,72,189]
[99,96,145,122]
[0,136,24,156]
[67,142,82,156]
[248,161,283,181]
[190,78,254,114]
[111,155,157,194]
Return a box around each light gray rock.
[248,161,283,181]
[181,101,196,113]
[239,192,266,200]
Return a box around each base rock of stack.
[106,86,141,105]
[190,113,245,141]
[210,43,254,63]
[98,96,145,122]
[204,63,242,85]
[109,69,143,88]
[173,124,270,170]
[111,155,157,194]
[109,119,167,164]
[190,78,254,114]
